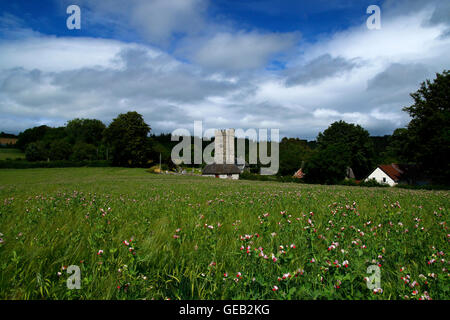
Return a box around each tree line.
[14,70,449,185]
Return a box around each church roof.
[202,163,241,175]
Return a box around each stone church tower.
[214,129,235,164]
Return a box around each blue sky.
[0,0,449,139]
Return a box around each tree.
[103,111,152,167]
[71,142,97,161]
[66,118,106,146]
[49,139,72,160]
[304,144,349,184]
[16,125,50,151]
[383,128,411,163]
[25,142,48,161]
[304,121,375,183]
[278,138,312,176]
[402,70,450,184]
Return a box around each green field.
[0,148,25,160]
[0,168,448,300]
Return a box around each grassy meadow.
[0,167,448,300]
[0,148,25,160]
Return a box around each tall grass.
[0,168,448,300]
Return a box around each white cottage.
[365,163,404,186]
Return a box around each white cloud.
[0,37,151,72]
[1,1,449,141]
[185,31,299,71]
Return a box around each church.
[202,129,242,179]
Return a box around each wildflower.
[97,249,104,255]
[343,260,349,268]
[123,240,130,246]
[373,288,383,294]
[295,269,304,276]
[173,234,180,239]
[310,258,315,263]
[412,290,418,296]
[334,280,342,289]
[290,244,296,249]
[0,238,3,244]
[236,272,242,278]
[223,273,228,278]
[272,286,278,292]
[57,272,62,276]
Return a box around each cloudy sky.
[0,0,449,140]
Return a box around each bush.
[240,172,259,180]
[338,179,359,186]
[358,178,389,188]
[395,184,450,191]
[241,172,303,184]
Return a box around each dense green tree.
[103,111,152,167]
[304,121,375,183]
[66,118,106,146]
[16,125,50,151]
[278,138,312,176]
[25,141,48,161]
[49,139,72,160]
[382,128,411,163]
[41,127,67,146]
[71,142,97,161]
[402,70,450,184]
[304,144,349,184]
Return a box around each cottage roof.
[378,164,403,182]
